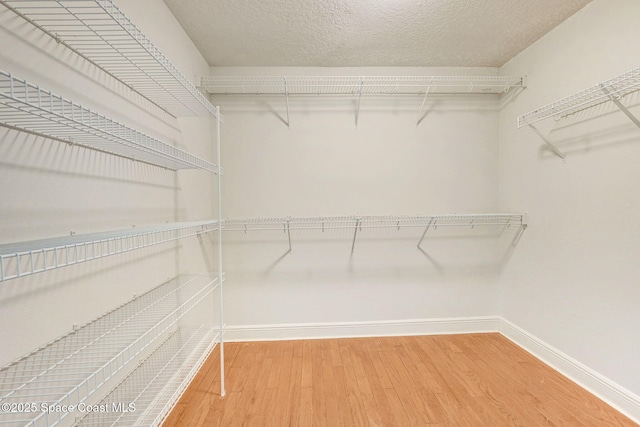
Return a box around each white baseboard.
[224,316,500,342]
[499,317,640,424]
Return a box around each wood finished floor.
[163,333,637,426]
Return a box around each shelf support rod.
[526,123,566,160]
[351,217,362,254]
[417,218,434,249]
[215,106,225,398]
[355,79,363,127]
[416,86,432,126]
[286,218,292,252]
[601,84,640,129]
[284,77,290,128]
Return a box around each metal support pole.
[601,85,640,129]
[355,79,363,127]
[284,77,290,128]
[215,106,225,397]
[526,124,566,160]
[417,218,434,249]
[351,218,362,254]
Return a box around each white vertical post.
[216,106,225,397]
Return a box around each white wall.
[498,0,640,398]
[0,0,217,367]
[213,66,509,337]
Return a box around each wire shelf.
[0,71,219,173]
[0,0,220,118]
[518,67,640,127]
[201,75,526,96]
[0,220,218,282]
[223,214,527,232]
[75,326,218,427]
[0,275,218,427]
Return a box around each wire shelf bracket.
[283,77,290,128]
[0,220,219,282]
[523,122,566,160]
[416,84,433,126]
[0,275,219,427]
[517,67,640,159]
[355,79,364,127]
[0,71,221,173]
[351,217,363,254]
[416,218,435,249]
[0,0,221,119]
[601,84,640,129]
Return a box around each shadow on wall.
[0,129,178,188]
[222,221,527,278]
[216,95,497,124]
[0,245,178,308]
[0,128,181,245]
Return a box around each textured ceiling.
[162,0,592,67]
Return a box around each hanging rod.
[0,275,219,427]
[201,75,526,96]
[222,214,527,232]
[0,0,220,119]
[518,67,640,127]
[0,70,220,173]
[0,220,218,282]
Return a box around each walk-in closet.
[1,0,639,425]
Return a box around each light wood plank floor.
[164,333,637,426]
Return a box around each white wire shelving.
[0,0,220,119]
[223,214,528,254]
[0,0,226,420]
[0,220,218,282]
[0,71,219,173]
[0,275,219,427]
[75,326,218,427]
[223,214,526,231]
[518,67,640,159]
[202,75,525,127]
[202,75,525,96]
